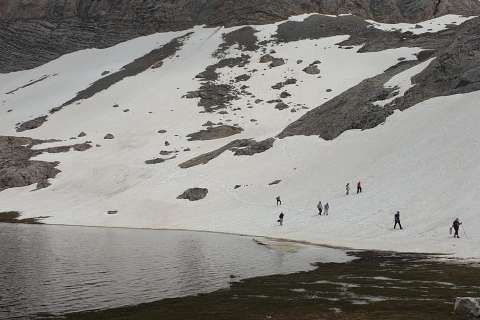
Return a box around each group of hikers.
[275,181,465,239]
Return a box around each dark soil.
[63,250,480,320]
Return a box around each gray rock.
[260,54,274,63]
[0,136,92,192]
[272,82,284,90]
[145,158,166,165]
[232,138,275,156]
[280,91,291,98]
[269,58,285,68]
[177,188,208,201]
[235,74,251,82]
[303,64,320,75]
[278,60,419,140]
[184,82,239,113]
[275,102,289,110]
[78,131,87,137]
[179,138,274,169]
[104,133,114,139]
[268,179,282,185]
[455,298,480,319]
[16,115,48,132]
[186,125,243,141]
[202,121,215,127]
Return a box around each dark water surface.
[0,223,349,319]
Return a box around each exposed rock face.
[16,116,48,132]
[275,14,457,54]
[0,136,57,192]
[392,18,480,110]
[231,138,275,156]
[179,138,274,169]
[0,136,93,192]
[1,0,478,23]
[278,61,418,140]
[278,16,480,140]
[186,125,243,141]
[2,0,479,73]
[177,188,208,201]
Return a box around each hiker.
[276,196,282,206]
[357,181,362,194]
[394,211,403,230]
[452,218,462,238]
[317,201,323,215]
[278,212,284,226]
[324,202,330,216]
[346,183,350,196]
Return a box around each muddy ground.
[62,250,480,320]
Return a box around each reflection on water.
[0,224,349,319]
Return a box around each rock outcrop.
[0,136,92,192]
[278,17,480,140]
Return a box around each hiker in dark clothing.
[394,211,403,230]
[324,202,330,216]
[357,181,362,194]
[346,183,350,196]
[317,201,323,215]
[276,196,282,206]
[452,218,462,238]
[278,212,284,226]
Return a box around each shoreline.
[61,249,480,320]
[1,220,457,259]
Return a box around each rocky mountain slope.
[1,0,480,72]
[1,1,480,258]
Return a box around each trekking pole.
[462,225,470,240]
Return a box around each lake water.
[0,223,350,319]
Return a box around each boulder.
[303,64,320,75]
[177,188,208,201]
[455,298,480,319]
